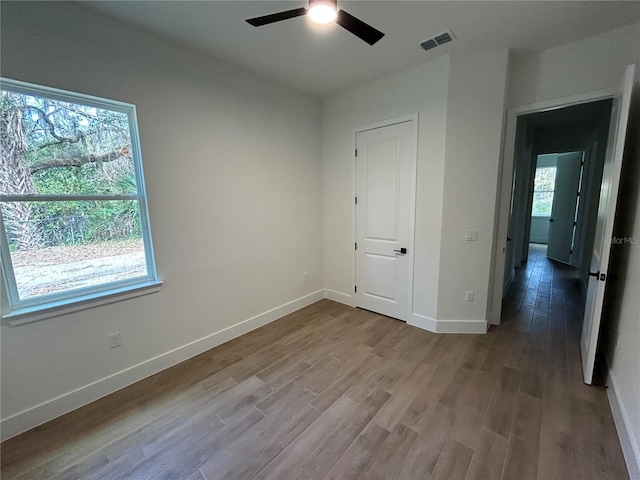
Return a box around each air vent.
[420,30,456,51]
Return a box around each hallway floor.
[498,243,628,479]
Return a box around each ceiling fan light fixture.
[308,0,337,24]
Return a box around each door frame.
[489,89,616,325]
[351,113,419,320]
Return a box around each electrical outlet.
[108,332,122,348]
[466,291,475,302]
[465,229,478,241]
[303,272,308,282]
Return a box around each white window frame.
[0,78,161,324]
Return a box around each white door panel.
[364,254,397,300]
[355,119,416,321]
[580,64,634,385]
[365,138,400,241]
[547,152,582,264]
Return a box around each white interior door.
[581,64,634,385]
[355,119,416,321]
[547,152,583,264]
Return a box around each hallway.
[498,243,628,479]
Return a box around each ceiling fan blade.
[336,10,384,45]
[246,8,308,27]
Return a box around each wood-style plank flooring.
[1,244,629,479]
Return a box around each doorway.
[493,64,634,386]
[503,99,612,299]
[353,115,417,321]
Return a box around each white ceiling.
[83,1,640,98]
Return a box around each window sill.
[2,280,163,326]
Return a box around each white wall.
[438,49,509,324]
[0,2,323,439]
[509,22,640,108]
[601,125,640,480]
[322,56,450,320]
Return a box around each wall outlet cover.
[465,230,479,241]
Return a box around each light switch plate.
[465,229,478,241]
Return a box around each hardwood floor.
[1,244,629,479]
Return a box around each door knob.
[549,218,554,222]
[394,248,407,254]
[588,270,600,278]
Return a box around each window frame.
[531,166,557,217]
[0,78,160,322]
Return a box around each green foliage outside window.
[531,167,556,216]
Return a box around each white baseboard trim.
[607,369,640,480]
[407,313,438,332]
[408,313,488,334]
[0,289,325,442]
[323,289,355,307]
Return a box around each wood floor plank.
[483,366,521,438]
[359,423,418,480]
[537,422,577,480]
[464,429,508,480]
[322,423,390,480]
[398,361,456,433]
[448,370,497,449]
[300,388,390,478]
[372,362,434,431]
[429,437,474,480]
[394,403,456,479]
[200,393,321,480]
[501,392,542,480]
[253,396,359,480]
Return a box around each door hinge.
[355,196,358,205]
[355,149,358,157]
[355,242,357,250]
[355,285,357,293]
[573,221,577,226]
[570,249,573,254]
[577,191,580,197]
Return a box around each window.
[531,166,557,216]
[0,78,159,320]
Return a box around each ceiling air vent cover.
[420,30,456,51]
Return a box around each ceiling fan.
[246,0,385,46]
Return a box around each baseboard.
[0,289,325,442]
[407,313,438,332]
[607,369,640,480]
[323,289,355,307]
[408,313,487,334]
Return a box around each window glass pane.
[533,167,556,192]
[1,200,147,300]
[0,90,136,196]
[531,191,554,216]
